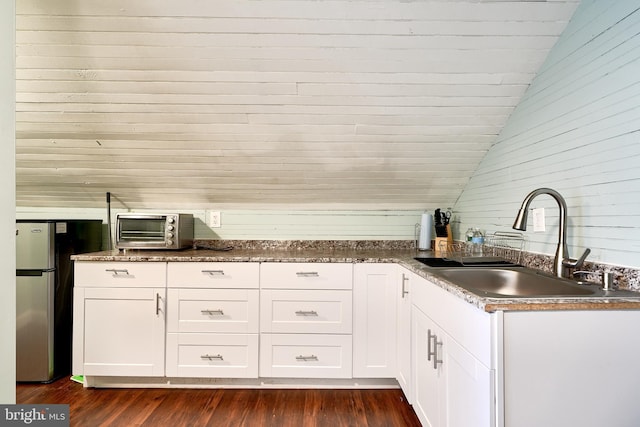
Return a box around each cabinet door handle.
[402,273,409,298]
[427,328,434,362]
[201,354,224,361]
[428,331,443,370]
[156,293,162,315]
[105,268,129,276]
[295,310,318,316]
[296,355,319,362]
[202,270,225,276]
[296,272,319,277]
[201,309,224,316]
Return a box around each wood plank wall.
[454,0,640,267]
[15,0,576,212]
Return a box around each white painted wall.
[16,207,430,242]
[454,0,640,268]
[1,0,16,404]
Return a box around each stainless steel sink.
[431,267,639,299]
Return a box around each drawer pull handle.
[105,268,129,276]
[296,355,318,362]
[201,354,224,361]
[202,270,225,276]
[296,272,319,277]
[295,310,318,316]
[201,309,224,316]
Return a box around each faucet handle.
[562,248,591,269]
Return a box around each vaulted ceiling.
[15,0,580,210]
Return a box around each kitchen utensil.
[434,209,442,225]
[441,210,451,225]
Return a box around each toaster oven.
[115,213,194,250]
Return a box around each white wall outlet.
[207,210,221,228]
[532,207,545,232]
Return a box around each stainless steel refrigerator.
[16,220,102,382]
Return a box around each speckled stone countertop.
[71,240,640,313]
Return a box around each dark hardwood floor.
[17,378,422,427]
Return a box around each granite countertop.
[72,245,640,313]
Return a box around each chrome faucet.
[512,188,590,279]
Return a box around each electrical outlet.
[207,210,221,228]
[533,207,545,232]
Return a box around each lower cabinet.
[408,268,493,427]
[76,287,167,377]
[72,262,167,377]
[412,307,442,427]
[259,263,354,378]
[396,269,413,402]
[412,306,492,427]
[165,263,260,378]
[353,263,398,378]
[500,310,640,427]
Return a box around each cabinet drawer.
[166,333,258,378]
[168,262,259,289]
[260,334,352,378]
[260,290,352,334]
[260,263,353,290]
[75,262,166,288]
[167,289,259,333]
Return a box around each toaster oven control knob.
[167,217,175,224]
[167,240,174,246]
[167,225,175,231]
[167,232,174,238]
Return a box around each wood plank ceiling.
[15,0,580,210]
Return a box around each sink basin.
[432,267,604,298]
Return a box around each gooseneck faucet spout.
[513,188,590,278]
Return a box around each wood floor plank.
[16,379,422,426]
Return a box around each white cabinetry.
[166,262,259,378]
[259,263,353,378]
[500,310,640,427]
[353,263,398,378]
[411,273,493,427]
[396,269,414,402]
[73,262,167,377]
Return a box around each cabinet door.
[412,307,442,427]
[77,287,166,376]
[444,332,493,427]
[396,269,413,401]
[353,263,398,378]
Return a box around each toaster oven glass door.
[118,217,166,243]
